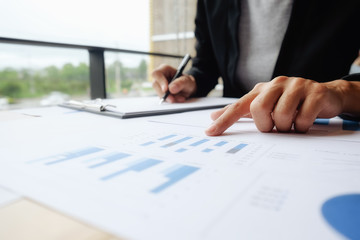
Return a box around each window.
[0,0,204,110]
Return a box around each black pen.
[159,54,191,104]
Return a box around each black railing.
[0,37,183,99]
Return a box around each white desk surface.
[1,105,360,240]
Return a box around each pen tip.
[159,98,164,105]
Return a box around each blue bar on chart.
[190,139,209,147]
[158,134,177,141]
[45,147,103,165]
[202,148,213,153]
[227,143,248,154]
[176,148,187,153]
[215,141,228,147]
[88,152,131,168]
[141,141,155,146]
[161,136,192,148]
[343,120,360,131]
[101,158,162,181]
[151,165,199,194]
[314,118,330,125]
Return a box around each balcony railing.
[0,37,183,99]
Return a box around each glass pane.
[105,52,155,98]
[105,53,222,99]
[0,44,89,110]
[0,0,150,51]
[0,0,221,111]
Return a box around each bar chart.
[88,152,131,168]
[101,158,163,181]
[27,146,201,195]
[226,143,248,154]
[151,165,199,193]
[139,133,250,156]
[44,147,104,165]
[25,130,272,198]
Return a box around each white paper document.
[1,107,360,240]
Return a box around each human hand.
[206,76,348,135]
[152,64,197,103]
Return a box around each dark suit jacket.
[187,0,360,98]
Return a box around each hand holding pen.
[153,54,193,104]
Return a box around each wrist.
[327,79,360,115]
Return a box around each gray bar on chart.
[190,139,209,147]
[161,137,192,148]
[227,143,248,154]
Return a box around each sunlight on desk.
[0,199,122,240]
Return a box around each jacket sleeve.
[341,73,360,82]
[186,0,221,97]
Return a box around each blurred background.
[0,0,222,110]
[1,0,357,111]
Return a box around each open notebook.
[60,97,237,118]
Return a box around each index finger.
[209,105,231,121]
[210,106,252,121]
[205,92,258,136]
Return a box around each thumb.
[169,75,197,96]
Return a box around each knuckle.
[275,126,291,133]
[271,76,288,85]
[273,109,291,121]
[218,115,232,127]
[229,101,244,115]
[295,115,313,130]
[294,123,310,133]
[177,75,188,84]
[152,64,171,77]
[260,128,272,133]
[151,69,159,78]
[311,82,327,95]
[273,112,294,132]
[291,77,306,86]
[158,63,170,70]
[249,98,266,114]
[256,121,274,133]
[253,82,265,91]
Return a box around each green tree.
[0,82,22,98]
[0,68,24,98]
[0,68,18,81]
[138,59,147,80]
